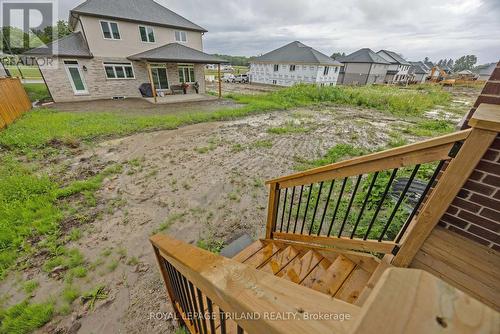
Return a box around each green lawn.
[5,66,42,79]
[23,83,50,102]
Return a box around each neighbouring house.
[336,48,389,85]
[408,61,430,84]
[249,41,342,86]
[477,63,496,81]
[377,50,411,83]
[24,0,225,102]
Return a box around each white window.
[64,60,88,95]
[289,65,296,72]
[139,26,155,43]
[104,62,135,79]
[323,66,330,75]
[273,64,279,72]
[272,80,277,85]
[178,64,195,83]
[175,31,187,43]
[100,21,120,40]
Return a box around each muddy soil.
[0,85,479,334]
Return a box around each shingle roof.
[128,43,226,63]
[70,0,207,32]
[377,50,411,66]
[251,41,342,66]
[336,48,390,64]
[409,62,428,74]
[24,32,92,58]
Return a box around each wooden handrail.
[151,234,359,334]
[266,130,471,188]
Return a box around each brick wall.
[437,61,500,251]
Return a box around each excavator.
[428,66,455,86]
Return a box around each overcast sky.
[59,0,500,64]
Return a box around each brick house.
[24,0,225,102]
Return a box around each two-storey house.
[249,41,342,87]
[336,48,390,85]
[25,0,224,102]
[377,50,411,84]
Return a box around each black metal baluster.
[395,160,445,243]
[279,188,288,232]
[220,308,227,334]
[379,165,420,241]
[181,276,198,331]
[318,180,335,236]
[172,267,190,325]
[364,169,398,240]
[273,188,281,232]
[309,181,324,235]
[164,262,181,309]
[286,186,296,232]
[206,298,216,334]
[338,175,362,238]
[188,281,203,334]
[196,288,208,334]
[237,326,244,334]
[300,184,314,234]
[293,185,304,233]
[350,172,379,239]
[327,178,347,236]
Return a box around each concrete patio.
[144,93,218,104]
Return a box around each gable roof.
[377,50,411,66]
[337,48,390,64]
[409,61,428,74]
[128,43,226,63]
[23,32,92,58]
[251,41,342,66]
[70,0,207,32]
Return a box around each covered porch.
[128,43,226,104]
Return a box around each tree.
[446,59,454,68]
[331,52,346,59]
[453,55,477,72]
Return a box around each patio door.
[64,60,88,95]
[151,67,169,90]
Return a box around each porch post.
[217,63,222,99]
[146,62,157,104]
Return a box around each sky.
[57,0,500,64]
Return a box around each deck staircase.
[232,240,382,305]
[151,98,500,333]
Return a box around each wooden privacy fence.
[0,77,31,129]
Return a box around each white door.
[64,60,88,95]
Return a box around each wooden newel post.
[265,182,280,239]
[146,62,157,104]
[392,104,500,267]
[217,63,222,99]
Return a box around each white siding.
[249,62,341,86]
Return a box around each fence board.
[0,78,31,129]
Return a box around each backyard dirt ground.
[0,83,479,334]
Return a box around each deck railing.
[265,130,470,254]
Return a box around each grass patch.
[295,144,368,170]
[154,212,186,233]
[0,84,450,152]
[23,83,50,102]
[197,238,225,254]
[81,286,107,311]
[5,66,42,79]
[268,121,311,135]
[250,140,273,149]
[405,119,455,137]
[0,300,54,334]
[61,285,80,304]
[22,280,39,295]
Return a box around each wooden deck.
[233,240,383,305]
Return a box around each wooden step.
[276,250,323,284]
[231,239,385,306]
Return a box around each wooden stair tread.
[260,246,300,274]
[276,250,323,284]
[304,254,356,296]
[335,266,372,304]
[232,240,264,262]
[243,242,280,268]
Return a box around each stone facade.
[40,57,207,102]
